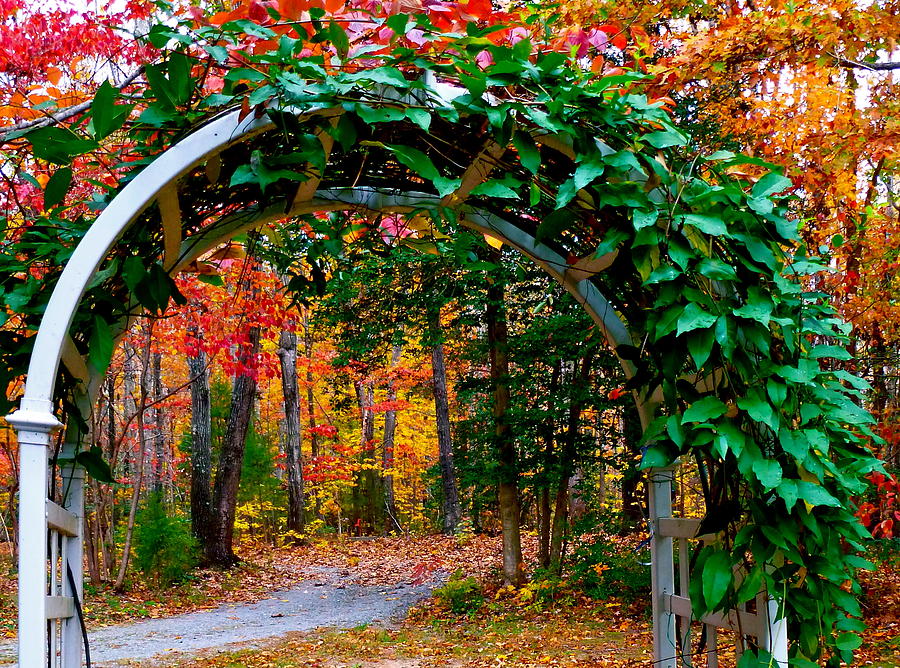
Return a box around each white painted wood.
[7,399,59,668]
[650,467,677,668]
[60,435,86,668]
[667,594,763,638]
[677,536,691,665]
[760,592,789,667]
[45,596,75,620]
[47,500,78,537]
[6,89,783,666]
[657,517,703,539]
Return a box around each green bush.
[570,535,650,602]
[434,570,483,614]
[134,493,198,587]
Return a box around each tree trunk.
[430,311,461,535]
[353,379,378,533]
[114,328,153,591]
[486,280,524,586]
[207,324,261,567]
[187,327,214,547]
[619,404,646,533]
[382,341,403,533]
[150,351,164,494]
[277,327,305,540]
[302,314,322,518]
[538,363,561,569]
[549,354,592,571]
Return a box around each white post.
[649,466,677,668]
[760,591,788,666]
[7,397,62,668]
[60,442,85,668]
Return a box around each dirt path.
[0,567,444,667]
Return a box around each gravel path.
[0,567,443,666]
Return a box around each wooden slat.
[667,594,762,638]
[657,517,702,539]
[46,500,78,537]
[441,139,506,207]
[45,596,75,620]
[159,183,183,270]
[291,116,339,210]
[60,336,90,387]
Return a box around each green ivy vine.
[2,3,885,664]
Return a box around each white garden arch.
[6,83,787,667]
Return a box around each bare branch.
[833,55,900,71]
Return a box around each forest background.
[0,0,899,663]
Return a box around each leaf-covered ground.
[1,536,898,666]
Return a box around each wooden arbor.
[7,82,787,666]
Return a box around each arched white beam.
[4,101,647,667]
[161,186,640,403]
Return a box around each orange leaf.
[324,0,343,14]
[46,67,62,86]
[277,0,309,20]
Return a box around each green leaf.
[26,126,98,165]
[752,459,782,490]
[405,108,431,131]
[74,446,115,483]
[808,344,852,360]
[796,481,842,508]
[752,172,793,199]
[677,302,718,336]
[573,158,605,191]
[88,315,114,373]
[666,415,685,448]
[733,289,773,326]
[344,66,409,88]
[512,130,540,174]
[697,258,737,281]
[633,208,658,230]
[122,256,147,293]
[197,274,224,286]
[43,167,72,209]
[737,390,777,430]
[683,396,727,424]
[640,443,676,469]
[701,550,732,611]
[736,565,763,603]
[90,79,133,140]
[776,479,800,512]
[655,304,684,338]
[687,327,715,369]
[224,18,276,38]
[680,213,728,236]
[645,264,680,284]
[643,127,688,148]
[535,209,573,244]
[138,104,177,126]
[470,179,519,198]
[385,144,442,184]
[835,633,862,651]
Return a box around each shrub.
[134,493,198,587]
[434,570,483,614]
[570,534,650,602]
